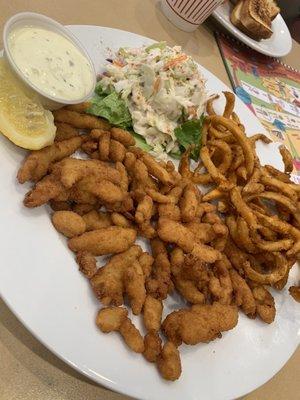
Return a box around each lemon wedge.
[0,57,56,150]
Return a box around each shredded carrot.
[153,77,161,94]
[188,106,197,118]
[164,54,188,70]
[113,59,125,67]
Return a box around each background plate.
[0,25,299,400]
[212,2,292,57]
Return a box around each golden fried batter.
[119,317,145,353]
[78,177,125,203]
[158,218,194,252]
[209,256,232,305]
[289,286,300,302]
[146,239,171,300]
[124,260,146,315]
[143,295,163,331]
[111,212,132,228]
[76,250,97,278]
[55,122,80,142]
[96,306,128,333]
[53,109,110,130]
[157,341,182,381]
[68,226,137,255]
[162,303,238,346]
[82,210,111,230]
[72,203,96,215]
[158,204,181,221]
[18,136,84,183]
[109,139,126,162]
[138,253,154,278]
[135,195,153,225]
[251,284,276,323]
[98,131,110,161]
[49,200,71,211]
[142,153,175,186]
[52,211,86,238]
[179,183,200,222]
[110,127,135,147]
[143,331,162,363]
[229,269,256,316]
[90,245,142,306]
[24,174,65,208]
[51,158,121,188]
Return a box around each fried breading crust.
[157,341,181,381]
[68,227,137,255]
[162,303,238,346]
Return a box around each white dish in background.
[212,2,292,57]
[0,25,299,400]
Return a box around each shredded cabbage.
[98,42,207,159]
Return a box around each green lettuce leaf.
[145,41,166,53]
[131,131,152,151]
[87,84,132,129]
[174,115,205,161]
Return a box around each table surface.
[0,1,299,399]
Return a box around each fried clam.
[52,210,86,238]
[53,108,110,130]
[24,174,66,208]
[96,307,144,353]
[170,247,207,305]
[143,295,163,332]
[82,210,112,230]
[229,268,256,316]
[248,282,276,323]
[124,259,146,315]
[54,122,80,142]
[68,226,137,256]
[157,341,182,381]
[179,183,200,222]
[289,285,300,302]
[146,238,172,300]
[209,256,233,305]
[76,250,97,278]
[143,331,162,363]
[51,158,121,188]
[158,218,221,263]
[162,302,239,346]
[90,245,142,306]
[18,136,84,183]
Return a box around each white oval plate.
[0,25,299,400]
[212,2,292,57]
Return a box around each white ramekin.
[3,12,96,110]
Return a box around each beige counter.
[0,1,299,399]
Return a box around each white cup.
[161,0,224,32]
[3,12,96,110]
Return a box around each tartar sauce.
[8,26,94,101]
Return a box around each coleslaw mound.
[98,42,207,159]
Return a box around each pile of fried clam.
[17,92,300,381]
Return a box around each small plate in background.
[212,2,292,57]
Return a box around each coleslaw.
[89,42,207,159]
